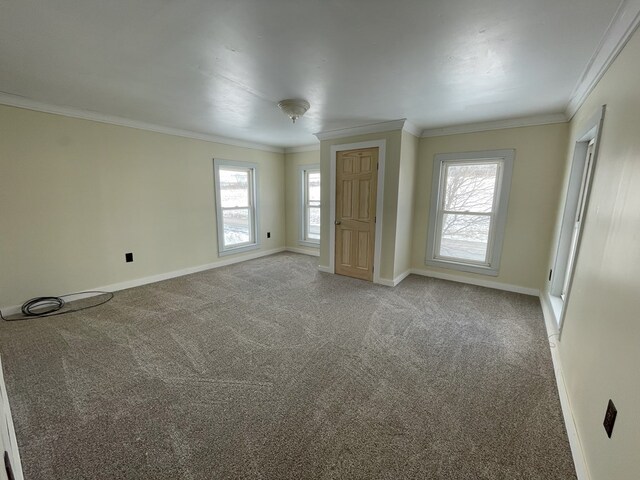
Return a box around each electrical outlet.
[603,399,617,438]
[267,232,271,238]
[125,252,134,263]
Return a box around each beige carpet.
[0,252,576,479]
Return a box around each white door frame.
[329,139,386,284]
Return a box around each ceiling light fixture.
[278,99,310,124]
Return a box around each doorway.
[334,147,378,281]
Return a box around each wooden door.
[335,147,378,281]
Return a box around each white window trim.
[298,164,321,247]
[213,158,260,256]
[425,149,514,276]
[549,105,605,336]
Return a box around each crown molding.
[315,119,409,141]
[565,0,640,119]
[402,120,421,137]
[0,92,285,154]
[284,144,320,154]
[420,113,568,138]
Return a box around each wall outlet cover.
[603,399,617,438]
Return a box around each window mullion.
[441,210,493,216]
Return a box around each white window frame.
[549,106,605,335]
[426,149,514,276]
[213,158,259,256]
[298,165,321,247]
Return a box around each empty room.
[1,1,638,479]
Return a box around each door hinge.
[549,269,552,281]
[374,216,376,223]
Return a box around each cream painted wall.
[411,123,569,291]
[284,149,320,255]
[394,131,418,279]
[546,27,640,480]
[0,105,285,307]
[319,130,402,282]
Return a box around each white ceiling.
[0,0,624,148]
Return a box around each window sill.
[298,240,320,248]
[548,294,564,326]
[425,258,499,277]
[218,243,260,257]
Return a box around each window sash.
[301,167,320,245]
[426,150,514,277]
[433,159,503,266]
[214,160,259,255]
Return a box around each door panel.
[335,147,378,281]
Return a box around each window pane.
[219,168,249,208]
[308,171,321,202]
[223,208,250,246]
[307,206,320,240]
[439,214,490,262]
[444,163,497,213]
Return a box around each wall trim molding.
[0,247,287,316]
[410,268,540,296]
[540,293,591,480]
[393,270,412,286]
[315,119,408,141]
[317,265,332,273]
[0,92,284,154]
[286,246,320,257]
[566,0,640,119]
[284,144,320,154]
[420,113,568,138]
[377,270,412,287]
[0,357,24,480]
[402,121,421,138]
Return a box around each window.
[549,105,604,332]
[426,150,514,276]
[299,165,321,246]
[214,159,258,255]
[561,139,594,301]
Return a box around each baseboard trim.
[1,247,287,316]
[393,270,411,286]
[377,270,411,287]
[286,247,320,257]
[409,268,540,296]
[539,293,590,480]
[317,265,332,273]
[0,357,25,480]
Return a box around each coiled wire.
[1,291,114,321]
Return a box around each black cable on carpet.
[0,291,114,321]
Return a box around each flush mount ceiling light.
[278,99,310,123]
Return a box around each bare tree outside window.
[438,162,499,263]
[306,171,321,240]
[427,149,514,276]
[219,168,253,247]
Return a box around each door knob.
[335,220,341,225]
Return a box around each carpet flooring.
[0,252,576,479]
